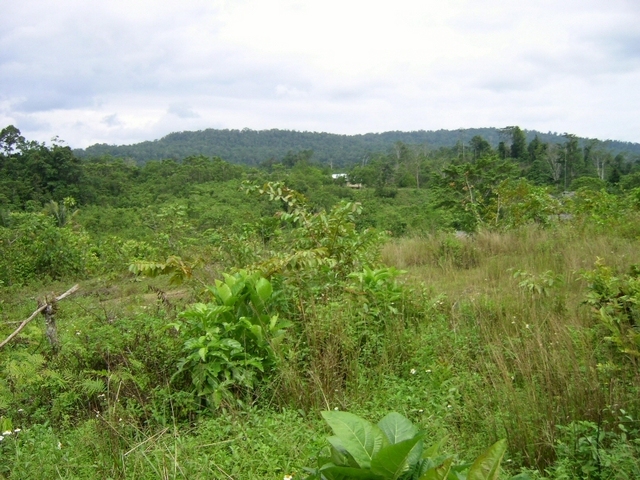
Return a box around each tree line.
[72,126,640,168]
[3,125,639,212]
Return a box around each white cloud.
[0,0,639,147]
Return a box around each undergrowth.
[1,186,640,478]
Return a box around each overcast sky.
[1,0,639,148]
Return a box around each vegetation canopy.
[1,125,640,478]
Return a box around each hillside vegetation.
[1,124,640,478]
[73,127,640,167]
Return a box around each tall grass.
[382,224,640,469]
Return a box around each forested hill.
[75,127,640,167]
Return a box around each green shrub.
[171,271,291,407]
[547,416,640,480]
[0,212,96,285]
[304,410,512,480]
[582,259,640,362]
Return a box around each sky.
[1,0,639,148]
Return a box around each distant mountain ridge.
[74,128,640,167]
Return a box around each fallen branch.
[0,284,79,350]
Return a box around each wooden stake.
[0,284,79,350]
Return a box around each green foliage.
[513,269,563,297]
[546,415,640,480]
[435,235,479,270]
[433,155,519,231]
[44,196,79,227]
[509,126,528,162]
[0,130,84,207]
[304,410,508,480]
[568,188,624,227]
[92,236,158,274]
[129,255,195,285]
[0,211,95,285]
[348,266,407,316]
[74,127,640,169]
[246,182,384,280]
[171,271,291,406]
[5,127,640,479]
[582,259,640,360]
[570,177,607,192]
[486,179,560,230]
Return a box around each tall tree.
[545,143,563,184]
[469,135,492,162]
[510,126,527,161]
[0,125,25,155]
[561,134,581,190]
[0,127,84,206]
[527,135,547,163]
[584,140,611,181]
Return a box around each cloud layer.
[1,0,639,147]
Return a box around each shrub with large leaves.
[305,411,515,480]
[171,271,291,406]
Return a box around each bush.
[170,271,291,407]
[0,212,96,286]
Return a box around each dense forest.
[74,127,640,167]
[2,123,640,478]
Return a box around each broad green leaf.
[229,279,246,298]
[248,324,264,343]
[270,315,292,332]
[320,465,385,480]
[467,439,507,480]
[419,457,453,480]
[221,272,237,287]
[377,412,418,445]
[198,347,207,361]
[204,305,233,315]
[371,435,424,480]
[423,437,448,459]
[216,283,233,305]
[255,277,273,302]
[217,339,242,355]
[0,417,13,432]
[322,411,387,469]
[327,436,359,468]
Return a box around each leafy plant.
[0,211,96,285]
[45,196,79,227]
[170,271,291,406]
[244,181,384,280]
[568,189,624,228]
[433,155,519,231]
[582,259,640,360]
[129,255,196,285]
[513,269,563,297]
[485,179,560,230]
[436,235,479,270]
[347,266,407,316]
[304,410,510,480]
[547,415,640,480]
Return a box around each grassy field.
[1,218,640,478]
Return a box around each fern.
[80,378,106,397]
[129,255,194,285]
